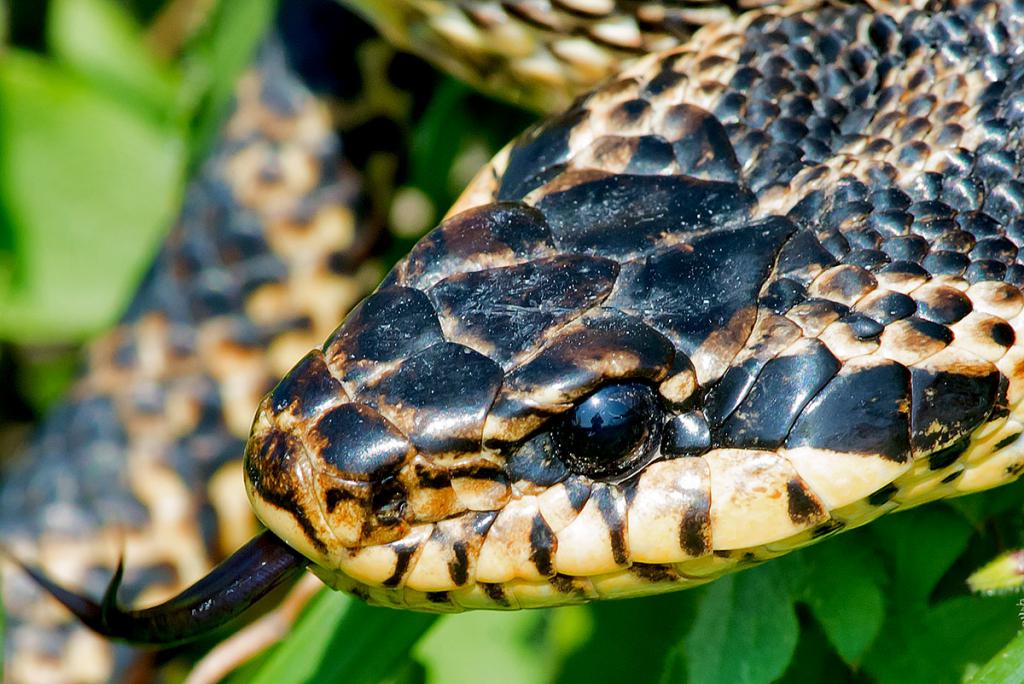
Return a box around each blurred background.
[1,1,1024,682]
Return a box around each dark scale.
[714,340,841,450]
[325,286,445,391]
[965,259,1008,283]
[760,278,807,313]
[427,254,619,368]
[931,228,976,253]
[506,432,570,487]
[360,342,503,456]
[971,236,1018,262]
[386,202,556,290]
[607,218,797,361]
[270,350,345,419]
[308,402,412,481]
[661,104,742,182]
[842,312,884,340]
[786,361,912,462]
[881,234,929,262]
[909,365,1001,456]
[914,287,972,325]
[855,291,917,325]
[662,412,711,456]
[922,250,970,276]
[497,106,588,201]
[843,248,890,271]
[535,173,754,259]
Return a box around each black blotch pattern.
[608,218,797,358]
[325,287,444,389]
[680,488,711,558]
[928,436,972,471]
[528,514,556,576]
[593,486,628,566]
[786,479,825,524]
[449,541,469,586]
[716,340,841,449]
[383,536,421,588]
[995,432,1022,450]
[311,403,411,479]
[867,483,898,506]
[270,350,344,418]
[909,366,999,456]
[940,470,964,484]
[536,173,754,259]
[480,582,511,607]
[787,361,911,462]
[428,254,619,368]
[364,342,503,455]
[811,520,846,539]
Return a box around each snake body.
[9,0,1024,677]
[249,0,1024,610]
[0,6,394,679]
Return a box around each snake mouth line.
[262,407,1024,614]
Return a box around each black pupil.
[553,382,658,478]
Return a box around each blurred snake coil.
[8,0,1024,681]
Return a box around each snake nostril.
[370,476,408,526]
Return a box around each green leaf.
[181,0,276,166]
[48,0,181,121]
[799,533,886,665]
[242,589,352,684]
[415,610,551,684]
[0,51,185,342]
[558,592,694,684]
[949,478,1024,525]
[870,506,973,603]
[248,588,437,684]
[861,506,1017,683]
[14,345,80,412]
[864,594,1018,684]
[969,629,1024,684]
[777,610,855,684]
[682,563,801,684]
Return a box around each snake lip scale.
[16,0,1024,647]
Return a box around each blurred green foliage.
[2,1,1024,683]
[0,0,273,344]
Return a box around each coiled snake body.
[9,0,1024,676]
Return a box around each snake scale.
[7,0,1024,680]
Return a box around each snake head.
[239,196,836,610]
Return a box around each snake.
[9,0,1024,677]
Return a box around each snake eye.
[552,382,661,479]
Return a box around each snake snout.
[244,349,417,566]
